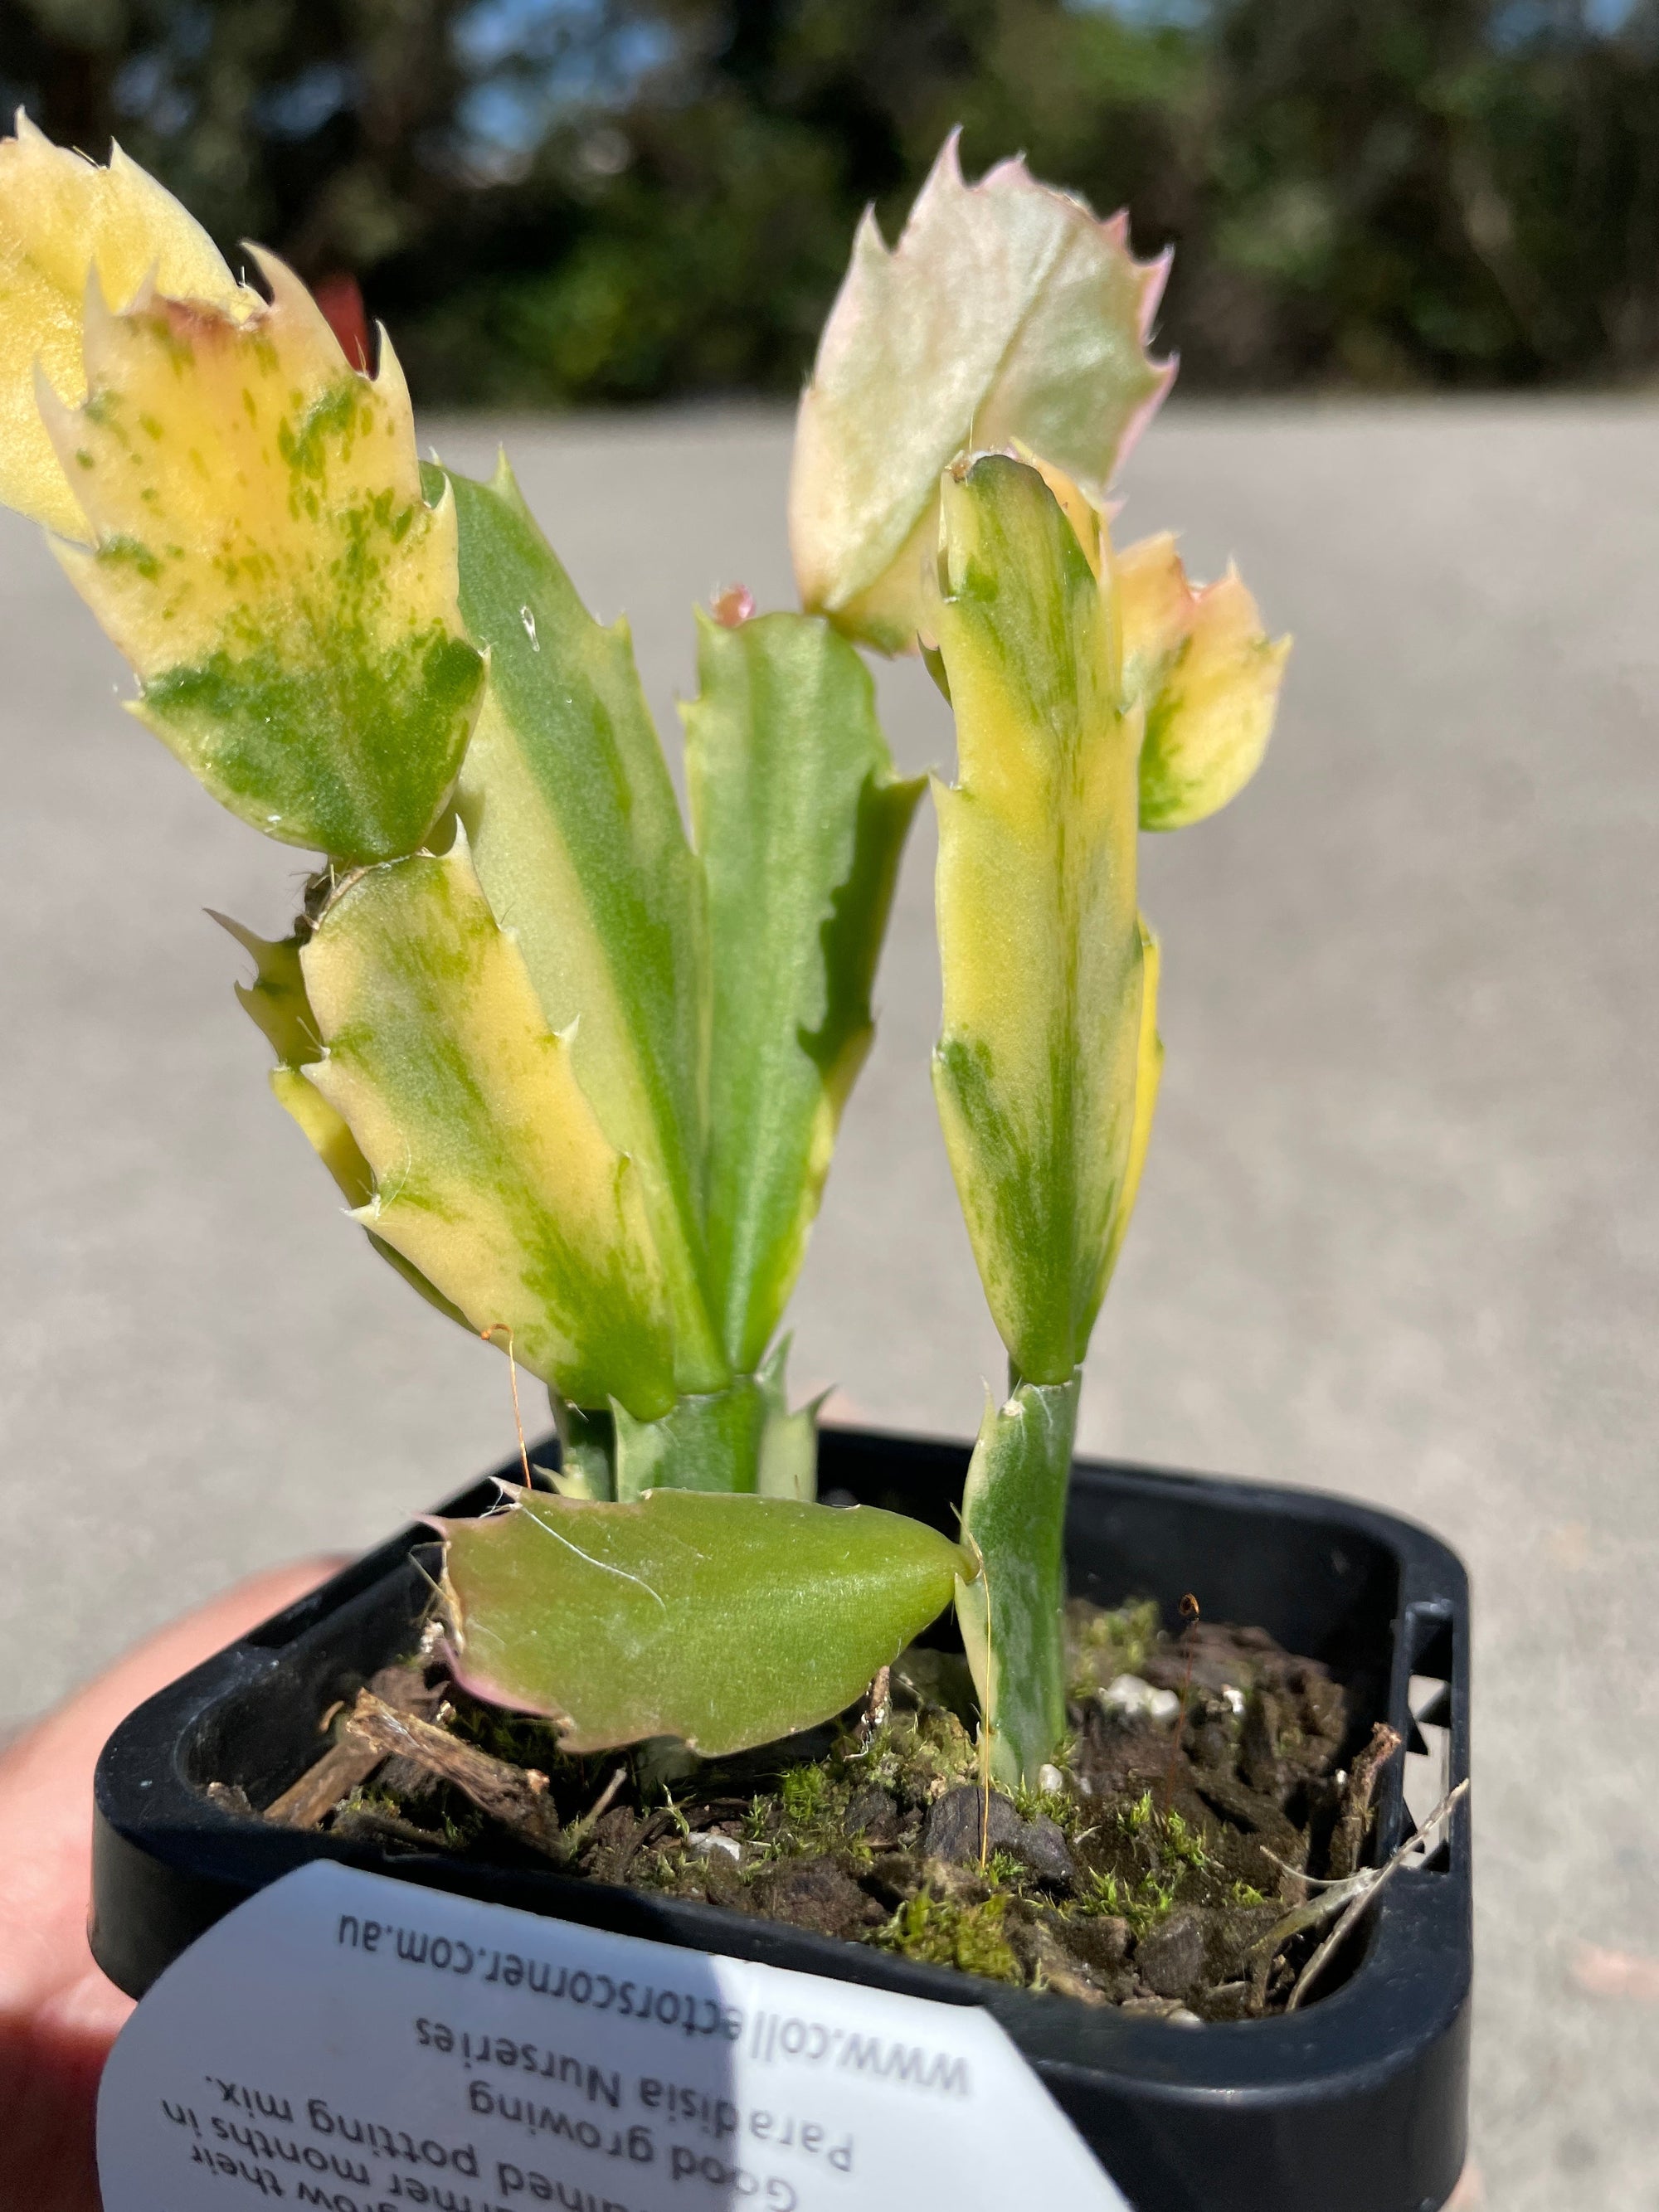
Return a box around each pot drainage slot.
[1401,1670,1453,1871]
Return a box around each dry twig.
[1329,1720,1404,1879]
[1285,1778,1470,2011]
[342,1690,565,1858]
[262,1665,438,1830]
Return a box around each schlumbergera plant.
[1,121,1284,1790]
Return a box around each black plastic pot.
[91,1428,1471,2212]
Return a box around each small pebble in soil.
[757,1858,883,1938]
[1100,1674,1182,1724]
[922,1786,1077,1890]
[684,1832,742,1864]
[1121,1997,1203,2026]
[1135,1912,1206,2000]
[844,1783,900,1842]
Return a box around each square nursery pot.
[91,1428,1472,2212]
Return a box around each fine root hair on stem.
[481,1323,533,1488]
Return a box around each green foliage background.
[7,0,1659,402]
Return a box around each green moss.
[878,1891,1022,1984]
[780,1762,830,1826]
[1122,1787,1155,1835]
[1010,1781,1079,1834]
[741,1796,774,1845]
[1126,1874,1175,1937]
[1162,1808,1211,1869]
[331,1606,1345,2020]
[891,1707,979,1791]
[1065,1594,1160,1699]
[1079,1869,1125,1918]
[344,1784,401,1816]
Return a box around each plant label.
[99,1860,1131,2210]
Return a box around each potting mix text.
[100,1864,1128,2212]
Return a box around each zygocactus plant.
[794,138,1287,1783]
[0,119,1285,1787]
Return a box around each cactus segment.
[0,114,256,539]
[955,1373,1081,1788]
[268,1063,472,1324]
[214,909,469,1325]
[41,250,482,861]
[212,912,324,1067]
[440,459,725,1396]
[607,1339,823,1500]
[1118,532,1290,831]
[550,1398,617,1500]
[1102,915,1164,1290]
[298,833,678,1418]
[684,610,923,1372]
[932,454,1150,1385]
[754,1337,821,1503]
[791,133,1172,654]
[212,911,372,1196]
[612,1379,768,1500]
[267,1062,372,1208]
[434,1488,974,1755]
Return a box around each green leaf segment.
[435,1489,975,1757]
[685,609,925,1373]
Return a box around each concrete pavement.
[1,399,1655,2207]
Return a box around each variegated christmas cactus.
[793,135,1288,1783]
[1,120,1284,1785]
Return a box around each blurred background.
[8,0,1659,406]
[2,7,1657,2210]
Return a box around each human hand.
[0,1558,344,2212]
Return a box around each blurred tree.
[0,0,473,290]
[397,0,1209,401]
[5,0,1659,401]
[1181,0,1659,383]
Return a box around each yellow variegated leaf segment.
[212,910,469,1327]
[297,834,678,1418]
[1102,917,1164,1290]
[932,455,1174,1783]
[932,454,1156,1387]
[791,132,1172,654]
[41,249,482,861]
[0,114,256,538]
[1118,532,1290,830]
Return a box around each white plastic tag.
[98,1860,1128,2211]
